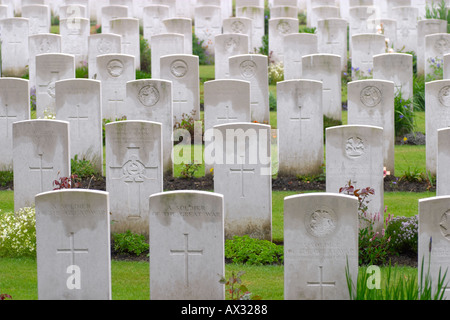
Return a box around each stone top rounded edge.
[325,124,384,133]
[347,78,395,86]
[149,190,224,201]
[212,122,271,131]
[104,120,163,128]
[284,192,358,203]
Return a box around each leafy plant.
[193,33,212,65]
[0,170,13,188]
[179,162,201,179]
[140,36,152,75]
[413,74,426,111]
[71,155,99,179]
[76,61,88,79]
[394,90,415,138]
[219,271,262,300]
[426,57,444,82]
[0,292,12,300]
[385,215,418,255]
[268,61,284,85]
[112,230,149,256]
[30,87,36,111]
[0,207,36,258]
[426,0,450,31]
[173,110,203,145]
[225,235,283,266]
[269,91,277,111]
[53,173,80,190]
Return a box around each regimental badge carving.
[345,137,365,159]
[138,85,160,107]
[240,60,257,79]
[107,59,124,77]
[170,59,188,78]
[47,81,56,98]
[435,37,450,55]
[440,211,450,241]
[97,38,113,54]
[122,155,150,182]
[277,21,291,34]
[360,86,382,107]
[439,86,450,107]
[231,20,245,33]
[38,38,52,54]
[305,207,337,238]
[225,37,239,53]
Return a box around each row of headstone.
[34,187,450,300]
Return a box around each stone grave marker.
[35,53,75,119]
[110,18,140,70]
[349,6,377,42]
[418,196,450,300]
[0,0,14,17]
[445,53,450,79]
[64,0,90,19]
[0,78,30,171]
[150,33,185,79]
[59,17,89,68]
[284,193,359,300]
[35,190,111,300]
[163,18,193,55]
[21,4,50,35]
[417,19,447,76]
[194,5,222,56]
[426,80,450,176]
[160,54,200,123]
[268,17,299,63]
[213,122,272,241]
[88,33,122,80]
[351,33,386,79]
[283,33,318,80]
[302,53,342,121]
[347,79,395,175]
[392,6,418,53]
[203,79,251,175]
[13,120,70,211]
[110,0,134,17]
[270,5,298,18]
[317,18,348,72]
[100,5,128,35]
[277,79,324,177]
[142,5,170,43]
[309,6,340,29]
[125,79,173,176]
[106,121,163,236]
[223,17,253,52]
[425,33,450,80]
[28,34,61,90]
[96,53,135,120]
[0,18,29,77]
[228,54,269,124]
[59,4,87,19]
[437,128,450,196]
[215,34,249,80]
[368,18,397,50]
[55,79,103,175]
[151,0,176,17]
[235,5,265,51]
[326,125,385,232]
[149,191,225,300]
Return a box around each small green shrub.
[76,62,89,79]
[193,33,211,65]
[385,215,418,255]
[269,91,277,111]
[394,90,415,138]
[225,235,283,266]
[71,155,99,179]
[140,36,151,75]
[413,74,426,111]
[112,230,149,256]
[0,207,36,258]
[0,171,13,188]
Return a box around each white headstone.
[152,0,176,17]
[163,17,193,55]
[437,128,450,196]
[277,79,324,176]
[349,6,378,42]
[21,4,50,35]
[269,18,299,64]
[96,53,135,120]
[194,5,222,56]
[160,54,200,123]
[35,190,111,300]
[283,33,318,80]
[284,193,359,300]
[110,0,134,17]
[347,79,395,175]
[0,18,29,77]
[417,19,448,76]
[64,0,90,19]
[59,4,87,19]
[418,196,450,300]
[142,5,170,42]
[326,125,385,232]
[110,18,140,70]
[150,33,185,79]
[392,6,418,53]
[351,33,386,79]
[13,120,70,211]
[235,5,265,52]
[317,18,349,72]
[125,79,174,176]
[223,17,253,52]
[425,33,450,80]
[55,79,103,174]
[106,120,163,236]
[212,122,272,240]
[302,54,342,121]
[228,54,269,124]
[60,17,90,68]
[270,5,298,18]
[368,18,397,51]
[101,5,129,34]
[215,34,249,80]
[35,53,75,119]
[0,78,30,171]
[149,191,225,300]
[426,80,450,176]
[88,33,122,79]
[310,6,340,28]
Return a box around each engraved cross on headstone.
[307,265,336,300]
[56,232,89,266]
[0,103,17,138]
[170,233,203,287]
[230,156,255,198]
[290,90,311,132]
[68,104,89,138]
[108,89,124,117]
[29,153,54,193]
[217,105,238,123]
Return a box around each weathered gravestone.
[125,79,173,176]
[212,122,272,241]
[426,80,450,176]
[96,53,135,120]
[0,78,30,171]
[194,5,222,56]
[347,79,395,175]
[163,18,193,55]
[149,191,225,300]
[160,54,200,123]
[392,6,418,53]
[28,34,61,90]
[142,5,170,43]
[13,120,70,211]
[151,33,185,79]
[228,54,269,124]
[100,5,129,35]
[203,79,251,175]
[35,190,111,300]
[88,33,122,80]
[55,79,103,175]
[418,196,450,300]
[235,5,265,51]
[351,33,385,79]
[425,33,450,80]
[277,79,324,177]
[35,53,75,119]
[437,128,450,196]
[268,17,299,63]
[284,193,359,300]
[0,18,29,78]
[21,4,50,35]
[445,53,450,79]
[64,0,90,19]
[270,5,298,18]
[59,4,87,19]
[417,19,447,76]
[214,34,249,80]
[59,17,89,68]
[106,121,163,237]
[222,17,253,52]
[326,125,384,232]
[317,18,348,72]
[110,0,134,17]
[110,18,140,71]
[309,6,340,29]
[283,33,318,80]
[302,53,342,121]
